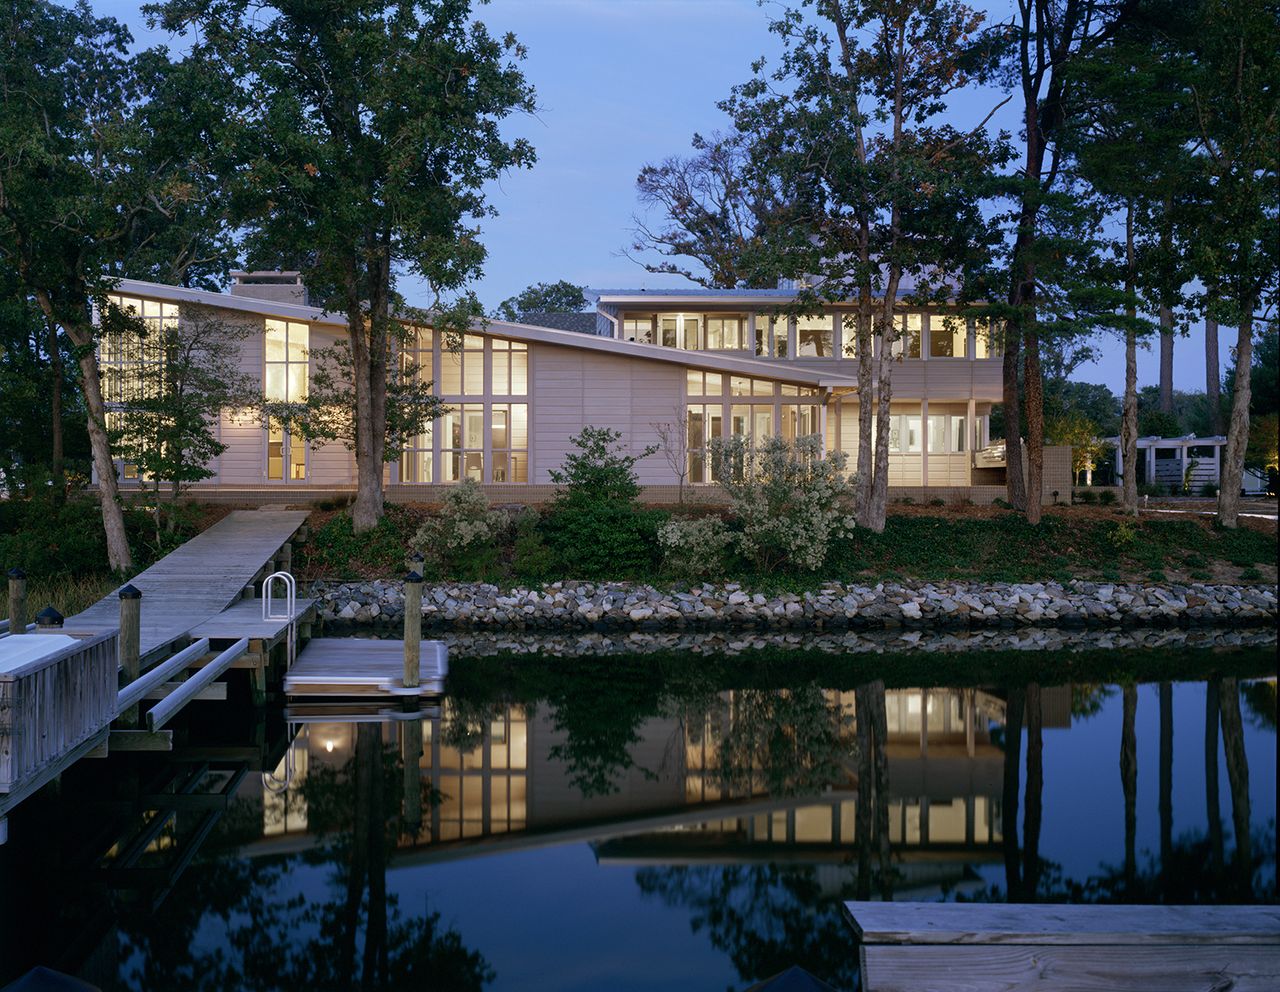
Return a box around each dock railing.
[0,629,118,795]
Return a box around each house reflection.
[253,685,1070,872]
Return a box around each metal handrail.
[262,571,296,621]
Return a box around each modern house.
[99,273,1071,503]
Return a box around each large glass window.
[975,319,1005,359]
[443,404,485,481]
[659,314,702,350]
[687,370,723,396]
[781,403,820,440]
[840,313,860,358]
[705,315,745,350]
[402,424,433,483]
[796,314,834,357]
[755,314,788,358]
[491,404,528,482]
[891,313,922,359]
[929,316,967,358]
[950,415,968,453]
[928,414,948,453]
[101,295,176,403]
[623,314,655,344]
[442,334,485,395]
[492,338,527,395]
[890,414,922,453]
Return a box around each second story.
[594,288,1005,399]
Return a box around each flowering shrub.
[658,515,733,579]
[710,433,857,572]
[412,479,508,578]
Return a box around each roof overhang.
[112,279,858,390]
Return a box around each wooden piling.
[279,540,293,574]
[118,584,142,726]
[403,571,422,688]
[7,568,27,635]
[403,717,424,834]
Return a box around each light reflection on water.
[0,637,1274,991]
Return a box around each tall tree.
[1204,318,1222,433]
[628,131,789,289]
[495,279,589,320]
[995,0,1131,523]
[725,0,1008,532]
[0,1,208,570]
[152,0,537,533]
[1178,0,1280,526]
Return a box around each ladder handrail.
[262,571,296,622]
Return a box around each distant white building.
[1106,435,1226,492]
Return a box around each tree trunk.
[1122,204,1139,515]
[347,273,391,533]
[1023,331,1044,524]
[1022,683,1043,900]
[855,683,874,900]
[48,305,132,572]
[855,298,875,528]
[868,302,897,533]
[1218,676,1252,899]
[47,318,64,499]
[1217,310,1253,527]
[1003,333,1026,510]
[1205,677,1224,875]
[1158,305,1175,414]
[1002,686,1025,900]
[1120,684,1137,888]
[1159,681,1173,898]
[1205,318,1222,435]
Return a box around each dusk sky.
[96,0,1235,400]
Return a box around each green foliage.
[539,501,666,580]
[411,480,507,580]
[710,435,857,573]
[537,427,665,579]
[512,511,555,583]
[658,515,733,580]
[1097,489,1118,506]
[1076,489,1098,505]
[495,280,589,321]
[548,426,658,506]
[301,506,415,578]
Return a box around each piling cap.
[404,571,423,584]
[35,605,64,626]
[118,583,143,600]
[6,567,25,580]
[408,550,425,562]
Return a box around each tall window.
[686,404,724,483]
[975,319,1005,359]
[265,318,309,481]
[929,316,967,358]
[781,384,821,439]
[491,404,528,482]
[796,314,834,357]
[401,327,435,482]
[101,295,175,403]
[443,404,485,481]
[442,334,485,394]
[492,338,528,395]
[840,313,859,358]
[891,314,922,358]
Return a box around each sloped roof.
[516,311,600,334]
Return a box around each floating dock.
[284,638,448,698]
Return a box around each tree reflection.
[117,725,493,991]
[854,680,892,901]
[1120,684,1138,886]
[1219,676,1254,899]
[635,864,859,989]
[1205,678,1225,874]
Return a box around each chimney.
[229,270,309,306]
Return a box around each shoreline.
[309,577,1278,631]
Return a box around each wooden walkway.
[283,638,447,698]
[66,510,308,658]
[846,901,1280,992]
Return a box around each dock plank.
[844,902,1280,945]
[65,510,308,655]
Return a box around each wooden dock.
[65,510,309,660]
[283,638,447,698]
[846,901,1280,992]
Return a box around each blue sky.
[93,0,1234,397]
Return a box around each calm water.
[1,636,1275,991]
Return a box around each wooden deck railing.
[0,630,118,794]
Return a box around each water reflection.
[0,644,1274,991]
